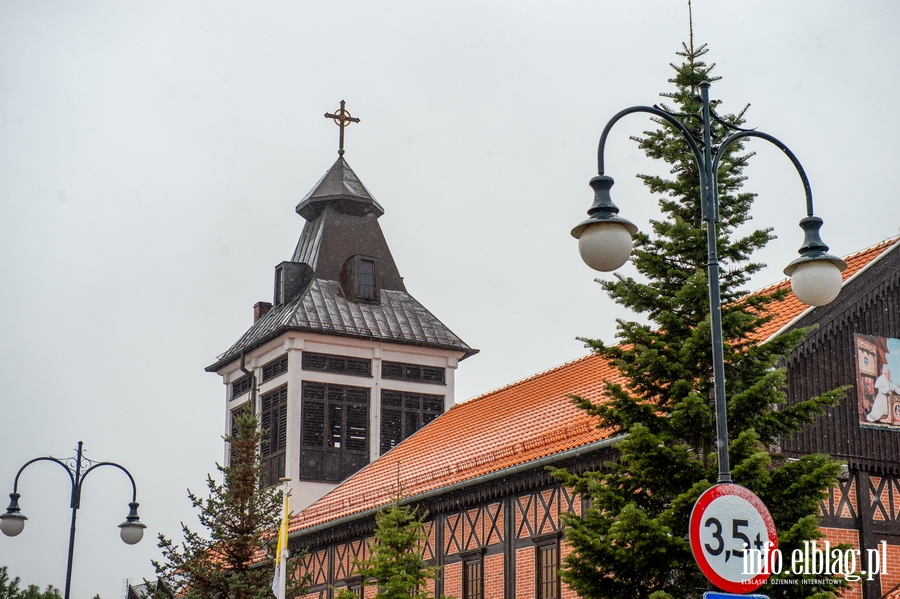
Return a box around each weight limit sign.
[689,484,778,593]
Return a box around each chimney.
[254,301,272,323]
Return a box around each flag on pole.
[272,489,289,599]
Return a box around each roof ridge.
[452,352,599,408]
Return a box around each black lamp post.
[571,81,847,484]
[0,441,145,599]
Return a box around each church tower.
[206,104,477,510]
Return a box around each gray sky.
[1,1,898,596]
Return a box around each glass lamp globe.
[789,259,843,306]
[119,520,146,545]
[0,512,26,537]
[577,222,634,272]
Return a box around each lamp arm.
[79,462,138,503]
[713,130,815,217]
[10,457,76,494]
[597,105,706,177]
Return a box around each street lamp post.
[571,81,847,484]
[0,441,146,599]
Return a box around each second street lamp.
[0,441,145,599]
[571,81,846,484]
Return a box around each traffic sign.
[690,484,778,593]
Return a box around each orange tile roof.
[291,237,899,535]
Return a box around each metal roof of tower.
[295,157,384,221]
[206,153,477,373]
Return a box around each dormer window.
[341,254,380,303]
[358,258,376,300]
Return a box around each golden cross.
[324,100,360,156]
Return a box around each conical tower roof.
[295,157,384,221]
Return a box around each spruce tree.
[335,499,445,599]
[553,41,846,599]
[152,411,307,599]
[0,567,64,599]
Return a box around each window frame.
[460,550,485,599]
[301,351,372,377]
[230,373,253,399]
[534,534,561,599]
[300,381,370,482]
[259,384,288,487]
[381,361,446,385]
[261,354,288,382]
[379,390,445,454]
[228,402,250,467]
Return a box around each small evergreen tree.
[15,586,61,599]
[153,411,307,599]
[0,568,21,599]
[0,568,63,599]
[336,498,445,599]
[553,40,846,599]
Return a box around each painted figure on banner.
[855,334,900,426]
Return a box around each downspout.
[292,433,627,540]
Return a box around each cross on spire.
[324,100,360,156]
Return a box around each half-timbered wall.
[817,471,900,599]
[296,481,582,599]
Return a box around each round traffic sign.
[689,484,778,593]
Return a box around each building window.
[300,382,369,482]
[302,352,371,377]
[380,391,444,454]
[462,555,484,599]
[536,540,560,599]
[381,361,446,385]
[341,255,380,303]
[260,385,288,487]
[343,580,363,598]
[229,403,250,466]
[261,354,288,382]
[231,374,253,399]
[358,259,376,300]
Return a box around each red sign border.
[689,483,778,594]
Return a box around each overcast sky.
[1,1,898,596]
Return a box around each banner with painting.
[855,334,900,428]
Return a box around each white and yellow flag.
[271,490,289,599]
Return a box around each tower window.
[302,352,371,377]
[262,354,288,382]
[300,382,370,482]
[228,403,250,467]
[381,361,446,385]
[260,385,288,487]
[231,374,253,399]
[380,390,444,454]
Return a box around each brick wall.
[879,542,900,598]
[516,546,535,598]
[560,540,577,599]
[485,552,505,599]
[821,526,863,599]
[444,560,462,598]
